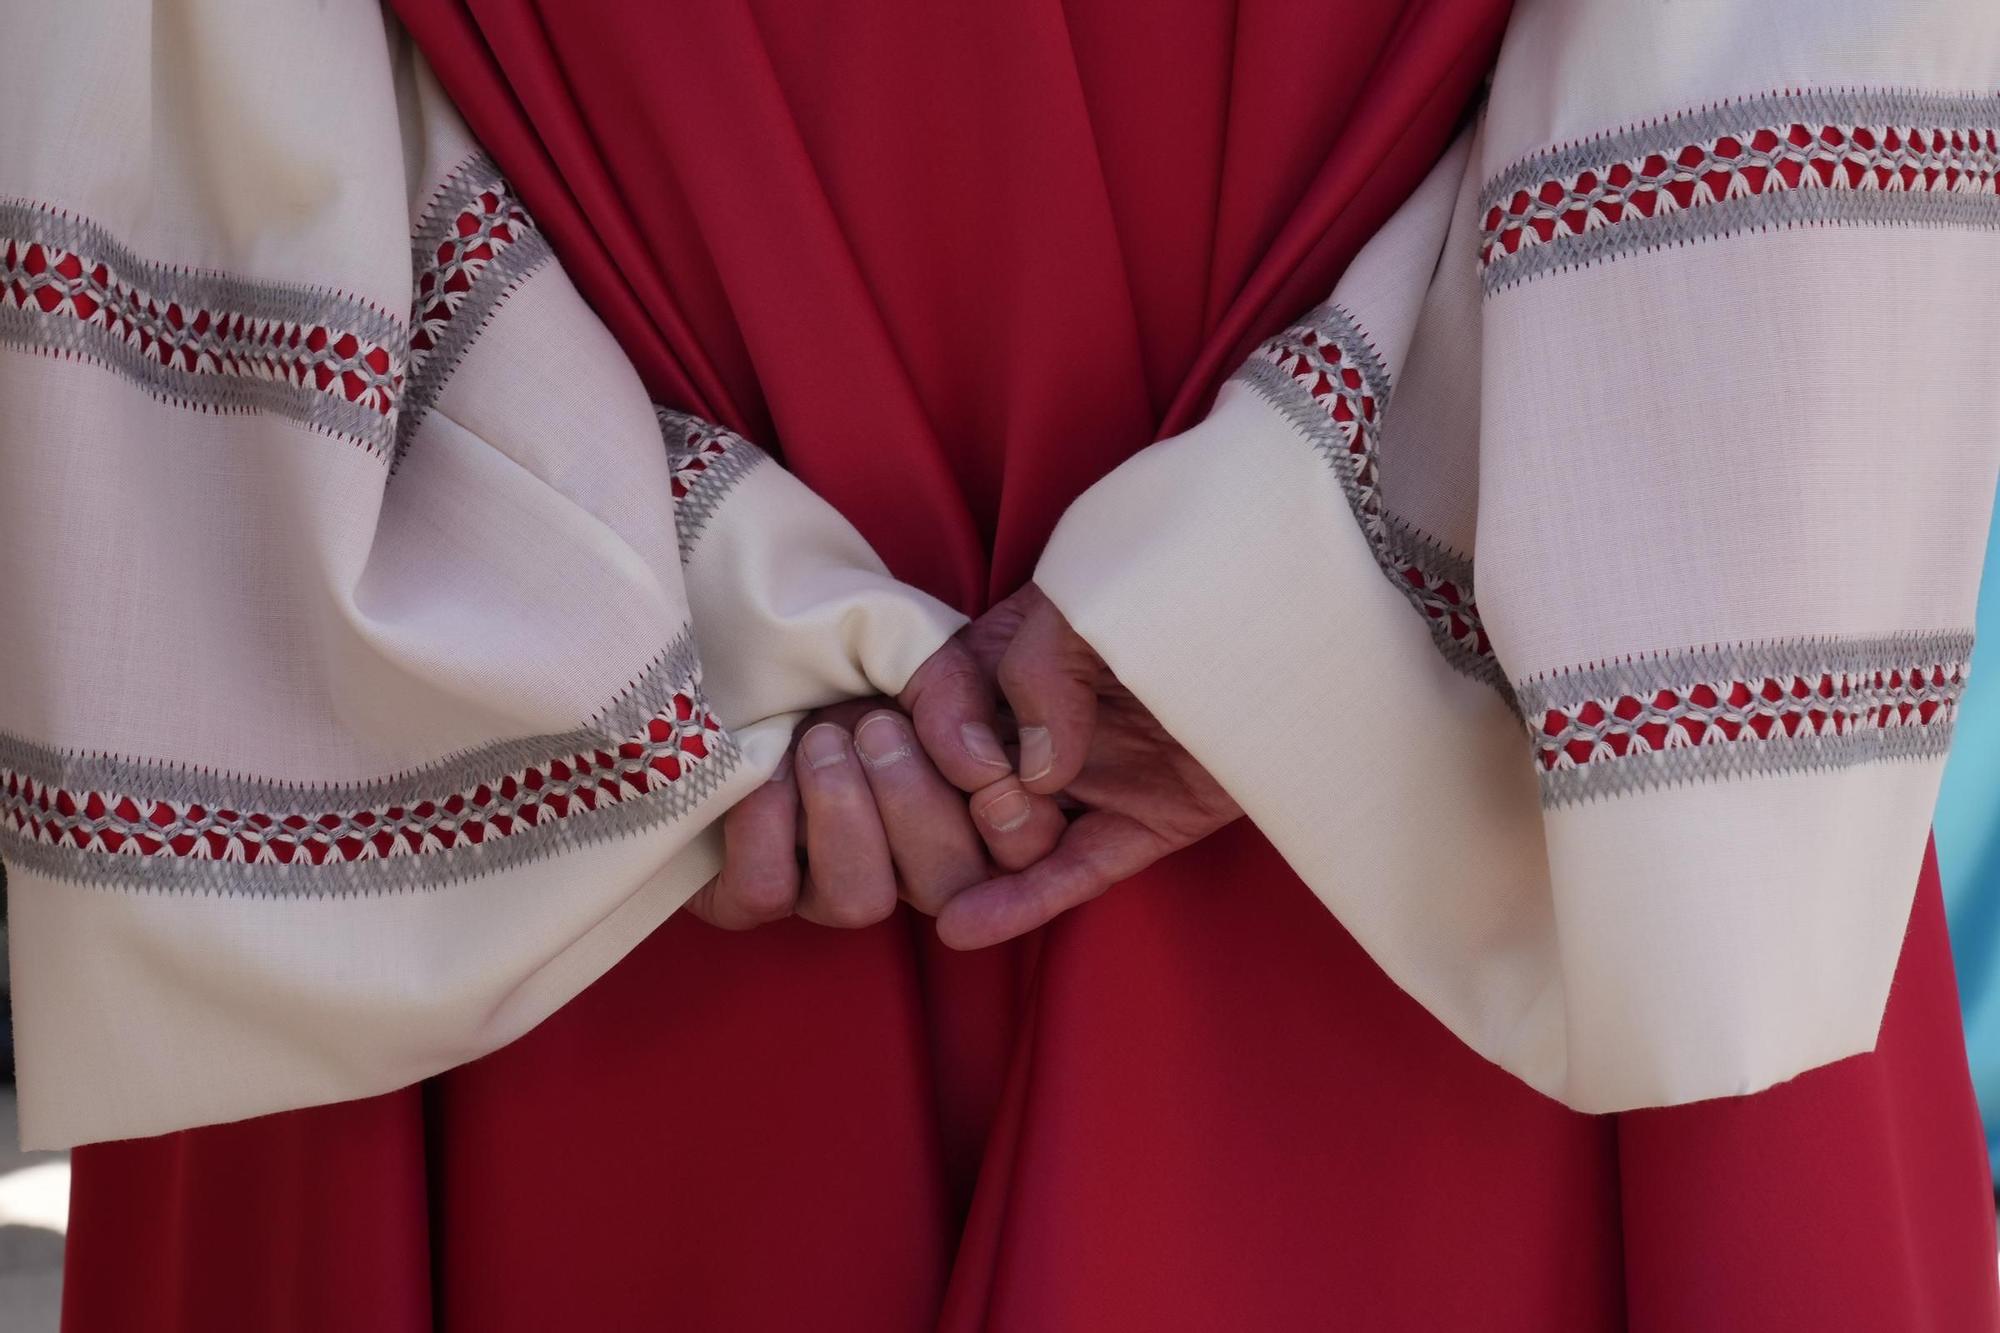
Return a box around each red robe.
[62,2,2000,1328]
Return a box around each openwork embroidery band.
[0,636,740,896]
[658,410,771,556]
[1480,89,2000,292]
[0,152,553,461]
[1522,632,1971,807]
[1234,303,1506,693]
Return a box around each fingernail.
[1018,726,1052,783]
[960,722,1009,770]
[800,724,849,770]
[855,714,913,769]
[977,790,1032,833]
[766,748,792,783]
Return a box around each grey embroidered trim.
[1480,88,2000,293]
[657,409,771,557]
[0,200,406,455]
[2,152,557,466]
[392,156,556,470]
[0,633,741,897]
[1233,304,1510,695]
[1521,631,1972,808]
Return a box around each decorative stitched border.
[1480,89,2000,292]
[0,202,407,454]
[0,159,775,894]
[0,634,741,896]
[0,152,553,462]
[1231,303,1972,805]
[658,409,770,557]
[393,158,554,469]
[1234,303,1508,693]
[1521,632,1971,807]
[0,152,791,898]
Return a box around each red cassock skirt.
[61,2,2000,1328]
[63,846,2000,1330]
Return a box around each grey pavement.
[0,1088,66,1333]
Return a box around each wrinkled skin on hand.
[689,584,1238,946]
[684,634,1064,932]
[936,584,1241,948]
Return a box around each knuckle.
[905,643,977,707]
[902,862,981,917]
[730,874,797,924]
[686,880,735,930]
[995,648,1038,700]
[823,879,897,928]
[928,652,984,696]
[899,880,947,916]
[924,645,982,691]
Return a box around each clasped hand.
[688,584,1241,948]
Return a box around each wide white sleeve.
[0,5,958,1148]
[1036,0,2000,1112]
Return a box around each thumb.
[996,586,1099,796]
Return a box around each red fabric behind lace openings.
[1482,118,2000,271]
[391,0,1508,611]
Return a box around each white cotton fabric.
[0,6,959,1148]
[1040,0,2000,1111]
[1484,0,2000,174]
[4,2,414,312]
[1479,224,2000,674]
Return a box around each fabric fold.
[1041,36,2000,1108]
[0,8,958,1147]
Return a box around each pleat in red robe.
[62,2,2000,1329]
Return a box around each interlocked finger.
[852,709,988,914]
[793,722,899,928]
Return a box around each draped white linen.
[0,5,958,1148]
[1039,0,2000,1111]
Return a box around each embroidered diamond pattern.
[0,238,404,414]
[1534,657,1969,773]
[0,157,548,458]
[408,183,536,379]
[1482,120,2000,271]
[1258,323,1495,668]
[0,685,724,867]
[667,418,735,500]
